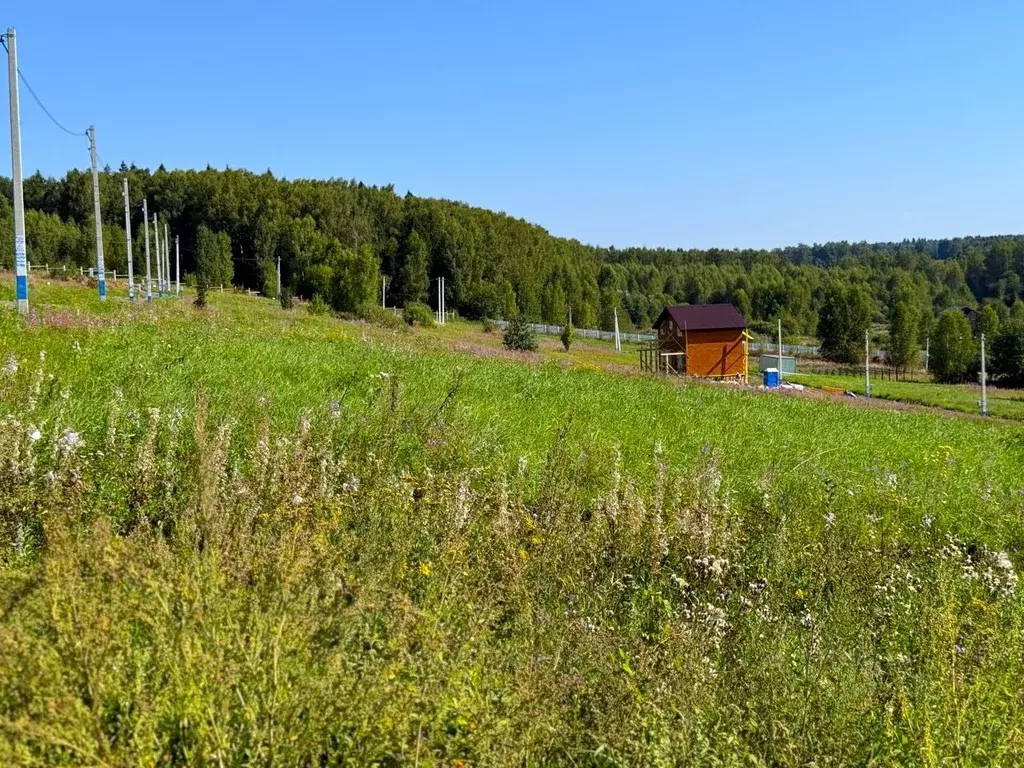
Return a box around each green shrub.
[359,303,404,330]
[481,317,498,334]
[193,281,208,309]
[279,288,295,310]
[308,294,329,315]
[403,302,435,327]
[560,322,576,351]
[502,315,537,352]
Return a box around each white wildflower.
[341,476,360,493]
[28,428,41,442]
[58,430,83,452]
[379,371,390,380]
[824,512,836,531]
[3,355,16,375]
[72,340,81,352]
[292,494,304,506]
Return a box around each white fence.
[494,319,656,344]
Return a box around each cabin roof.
[653,304,747,332]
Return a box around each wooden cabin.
[640,304,749,382]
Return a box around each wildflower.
[328,400,341,420]
[795,588,805,599]
[291,494,304,506]
[72,340,81,352]
[379,371,390,380]
[58,430,83,452]
[922,514,933,530]
[38,350,46,362]
[341,477,360,493]
[419,562,432,576]
[3,355,16,376]
[824,512,836,531]
[28,428,41,442]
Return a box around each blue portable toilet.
[763,368,780,388]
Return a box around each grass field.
[3,279,1024,765]
[791,370,1024,421]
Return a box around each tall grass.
[2,283,1024,764]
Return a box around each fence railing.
[493,319,656,344]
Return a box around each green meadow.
[2,280,1024,765]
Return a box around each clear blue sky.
[5,1,1024,249]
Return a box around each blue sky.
[4,0,1024,249]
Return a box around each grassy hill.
[2,279,1024,765]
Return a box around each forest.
[3,165,1024,346]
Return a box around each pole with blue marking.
[6,28,28,314]
[88,126,106,300]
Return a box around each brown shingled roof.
[653,304,746,331]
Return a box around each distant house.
[640,304,750,381]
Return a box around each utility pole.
[175,236,180,297]
[777,318,784,384]
[441,276,446,324]
[614,309,622,352]
[122,178,134,300]
[163,222,169,292]
[925,336,929,374]
[276,254,282,300]
[6,28,28,314]
[981,332,988,417]
[381,274,386,308]
[142,198,152,301]
[153,213,162,297]
[87,126,106,300]
[865,329,871,398]
[436,277,441,324]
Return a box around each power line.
[1,34,86,138]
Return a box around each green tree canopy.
[931,310,977,384]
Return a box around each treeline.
[4,166,1024,343]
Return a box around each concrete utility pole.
[142,198,152,301]
[865,329,871,398]
[276,254,282,300]
[436,277,441,324]
[7,28,28,314]
[441,276,446,324]
[163,222,169,292]
[614,309,622,352]
[122,178,134,300]
[381,274,386,308]
[87,126,106,300]
[925,336,929,373]
[175,236,180,297]
[153,213,162,297]
[778,318,784,384]
[981,332,988,417]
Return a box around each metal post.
[142,198,152,301]
[865,329,871,398]
[122,178,134,300]
[981,332,988,417]
[175,236,180,297]
[7,28,28,314]
[88,126,106,300]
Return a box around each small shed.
[641,304,749,382]
[758,354,797,375]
